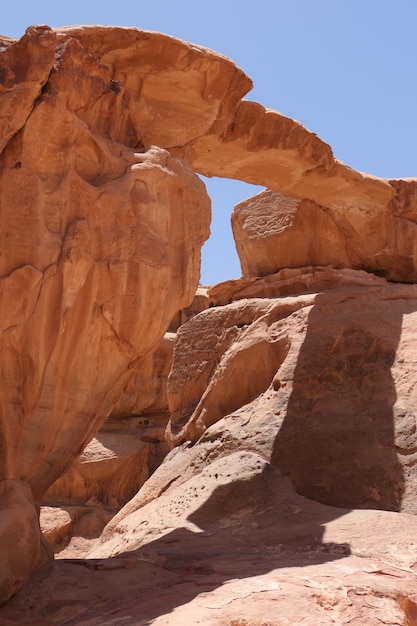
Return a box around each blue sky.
[3,1,417,283]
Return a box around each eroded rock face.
[232,189,417,281]
[167,269,417,514]
[0,26,56,154]
[7,450,415,625]
[0,139,208,491]
[43,289,211,518]
[0,138,208,497]
[0,26,210,602]
[53,25,253,152]
[2,21,417,621]
[48,27,393,222]
[0,480,51,605]
[43,419,154,510]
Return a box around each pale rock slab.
[4,451,416,624]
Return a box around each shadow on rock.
[0,452,352,625]
[271,288,409,511]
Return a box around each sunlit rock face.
[231,188,417,281]
[167,268,417,514]
[0,135,207,498]
[41,289,211,531]
[87,269,417,623]
[43,333,175,511]
[2,21,417,621]
[0,25,210,603]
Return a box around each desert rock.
[3,450,417,624]
[0,25,210,602]
[167,270,417,514]
[0,26,56,154]
[52,27,398,220]
[1,22,417,624]
[0,134,209,499]
[232,188,417,281]
[43,289,211,519]
[0,480,51,605]
[46,26,417,282]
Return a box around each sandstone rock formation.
[43,333,175,511]
[0,25,210,602]
[167,269,417,514]
[2,22,417,625]
[232,188,417,281]
[3,449,417,625]
[48,25,417,283]
[41,289,211,551]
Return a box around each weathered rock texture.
[42,289,211,536]
[232,189,417,281]
[0,29,210,495]
[2,22,417,624]
[0,480,51,605]
[47,26,417,283]
[86,27,392,219]
[3,449,417,625]
[0,25,210,602]
[168,269,417,514]
[43,333,175,510]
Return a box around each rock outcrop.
[3,449,417,625]
[2,22,417,625]
[46,25,417,283]
[43,333,175,511]
[167,268,417,514]
[0,25,210,602]
[41,289,211,551]
[232,188,417,281]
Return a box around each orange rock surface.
[43,332,175,511]
[232,189,417,281]
[167,269,417,514]
[3,451,417,625]
[0,25,210,602]
[42,290,211,538]
[1,23,417,624]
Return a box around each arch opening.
[200,176,264,286]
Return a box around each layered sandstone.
[0,25,210,602]
[1,21,417,623]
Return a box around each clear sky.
[3,1,417,284]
